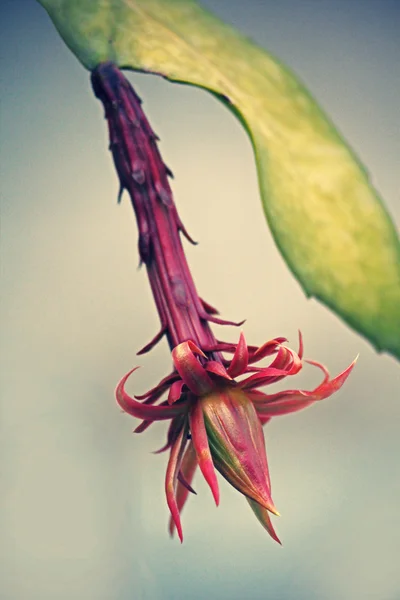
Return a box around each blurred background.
[1,1,399,599]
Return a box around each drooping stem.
[91,63,232,357]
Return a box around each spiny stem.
[91,62,228,357]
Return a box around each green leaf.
[38,0,400,359]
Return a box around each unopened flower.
[91,62,356,543]
[116,334,354,543]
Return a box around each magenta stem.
[91,63,221,356]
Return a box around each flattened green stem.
[38,0,400,358]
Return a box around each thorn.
[137,326,167,355]
[200,298,219,315]
[117,185,124,204]
[165,164,174,179]
[177,471,197,495]
[204,314,246,327]
[179,223,198,245]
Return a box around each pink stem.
[91,63,223,359]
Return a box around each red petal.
[248,337,286,363]
[255,393,315,416]
[269,345,302,375]
[297,330,304,360]
[189,401,220,505]
[169,442,198,537]
[241,343,303,389]
[305,359,329,383]
[165,426,188,543]
[116,368,186,420]
[205,361,232,379]
[168,380,185,405]
[240,367,297,389]
[254,358,357,417]
[172,341,214,395]
[133,420,153,434]
[228,332,249,378]
[134,371,178,400]
[153,415,186,454]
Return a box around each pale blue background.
[1,1,399,599]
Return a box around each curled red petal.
[172,341,214,395]
[254,392,315,416]
[228,332,249,378]
[254,357,357,417]
[168,380,185,405]
[269,345,302,375]
[242,343,303,389]
[305,359,329,384]
[189,401,220,506]
[248,337,286,363]
[116,368,186,420]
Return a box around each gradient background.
[1,1,399,599]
